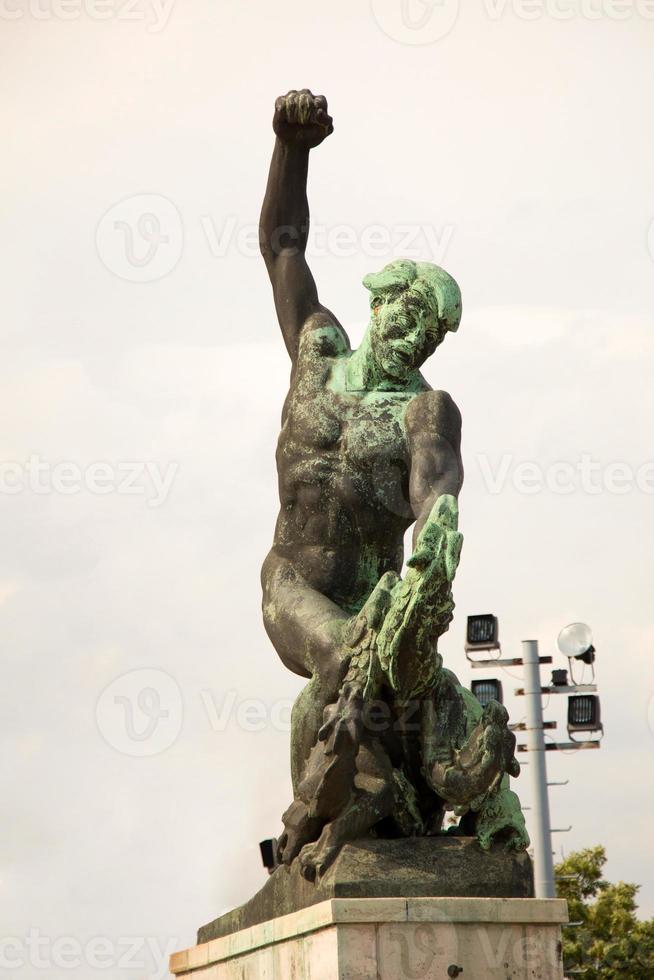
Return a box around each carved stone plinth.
[197,837,534,945]
[171,896,568,980]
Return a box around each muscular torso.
[272,321,432,612]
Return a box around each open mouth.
[392,347,413,366]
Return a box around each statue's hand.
[374,496,462,698]
[407,494,462,583]
[273,90,333,148]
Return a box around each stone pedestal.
[197,837,534,944]
[170,896,568,979]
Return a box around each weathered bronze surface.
[257,90,528,885]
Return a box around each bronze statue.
[259,89,528,882]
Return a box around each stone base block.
[171,897,568,979]
[198,837,534,944]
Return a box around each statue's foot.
[298,824,341,882]
[278,799,321,866]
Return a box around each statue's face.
[368,290,440,381]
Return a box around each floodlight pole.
[522,639,556,899]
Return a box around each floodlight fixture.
[471,678,504,709]
[567,695,602,738]
[465,614,499,653]
[557,623,595,664]
[259,838,279,875]
[557,622,596,684]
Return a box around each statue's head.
[362,260,462,381]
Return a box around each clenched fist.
[273,89,333,149]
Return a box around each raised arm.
[260,90,334,361]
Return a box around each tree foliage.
[555,846,654,978]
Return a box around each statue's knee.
[292,681,323,736]
[261,551,282,605]
[261,553,291,638]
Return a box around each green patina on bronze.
[255,88,529,883]
[376,494,462,698]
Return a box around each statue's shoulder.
[404,388,462,442]
[297,311,350,363]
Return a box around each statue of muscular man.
[259,90,528,880]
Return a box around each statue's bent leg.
[261,549,349,679]
[261,549,350,791]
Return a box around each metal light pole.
[466,617,602,898]
[522,639,555,898]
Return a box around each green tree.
[555,846,654,978]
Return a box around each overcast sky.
[2,1,653,976]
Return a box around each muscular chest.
[278,362,413,498]
[287,366,409,443]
